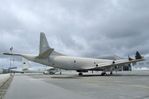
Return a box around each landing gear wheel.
[60,72,62,75]
[78,72,83,76]
[101,72,106,76]
[110,71,113,75]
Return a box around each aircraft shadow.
[51,73,149,79]
[79,73,149,77]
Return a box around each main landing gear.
[101,71,107,76]
[110,71,113,75]
[78,72,83,76]
[101,71,113,76]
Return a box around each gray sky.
[0,0,149,66]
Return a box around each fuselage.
[31,55,114,70]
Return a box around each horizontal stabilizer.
[3,53,36,61]
[3,53,22,56]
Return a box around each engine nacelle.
[76,70,88,72]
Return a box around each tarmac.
[0,74,10,87]
[0,74,12,99]
[3,71,149,99]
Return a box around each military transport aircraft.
[3,32,144,76]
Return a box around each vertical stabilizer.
[40,32,50,54]
[38,32,55,58]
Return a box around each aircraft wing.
[90,51,145,71]
[90,58,144,71]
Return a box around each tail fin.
[40,32,50,54]
[38,32,54,58]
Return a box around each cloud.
[0,0,149,66]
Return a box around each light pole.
[9,46,13,73]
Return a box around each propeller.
[128,55,134,61]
